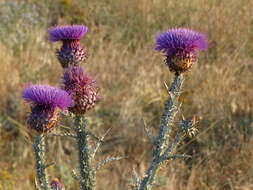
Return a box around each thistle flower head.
[48,25,88,68]
[23,85,72,109]
[49,25,88,42]
[155,28,207,74]
[23,85,72,133]
[63,65,94,90]
[63,66,99,114]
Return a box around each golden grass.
[0,0,253,189]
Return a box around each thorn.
[95,156,126,170]
[92,127,113,158]
[44,162,55,169]
[192,115,200,125]
[34,178,41,190]
[168,91,173,99]
[142,118,155,144]
[50,133,77,138]
[161,154,191,162]
[132,167,140,187]
[103,127,113,138]
[163,81,170,93]
[87,130,104,143]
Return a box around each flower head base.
[155,28,207,74]
[48,25,88,68]
[63,66,99,114]
[50,178,64,190]
[23,85,72,133]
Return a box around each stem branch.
[74,115,96,190]
[135,74,184,190]
[33,135,50,190]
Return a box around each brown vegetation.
[0,0,252,189]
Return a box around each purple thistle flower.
[23,85,72,133]
[49,25,88,42]
[48,25,89,68]
[63,66,99,114]
[23,85,72,109]
[155,28,208,74]
[50,178,64,190]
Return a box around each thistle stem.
[33,135,50,190]
[135,74,184,190]
[74,115,96,190]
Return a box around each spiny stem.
[33,135,50,190]
[135,74,184,190]
[74,115,96,190]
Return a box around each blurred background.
[0,0,252,189]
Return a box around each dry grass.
[0,0,253,189]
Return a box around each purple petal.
[155,28,208,54]
[23,84,72,109]
[48,25,88,42]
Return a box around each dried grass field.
[0,0,253,189]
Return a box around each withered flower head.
[63,66,99,114]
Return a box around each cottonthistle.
[49,25,88,68]
[63,66,99,114]
[23,84,72,133]
[155,28,207,74]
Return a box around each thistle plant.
[22,85,72,190]
[49,25,105,190]
[62,65,99,190]
[22,25,207,190]
[133,28,207,190]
